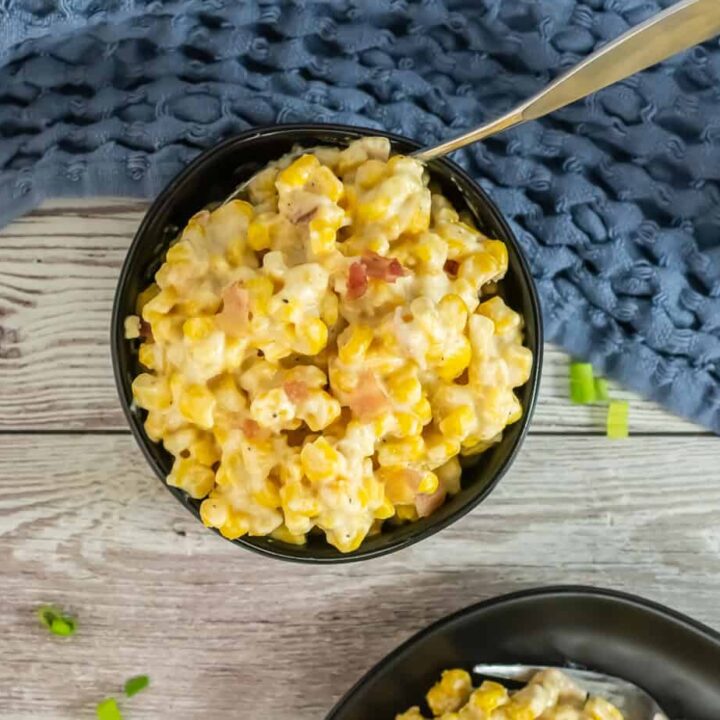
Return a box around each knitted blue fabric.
[2,0,720,432]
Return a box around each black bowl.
[326,586,720,719]
[111,124,543,563]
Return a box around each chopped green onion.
[96,698,123,720]
[37,605,76,637]
[607,400,629,439]
[594,377,610,402]
[50,617,75,636]
[569,362,596,404]
[124,675,150,697]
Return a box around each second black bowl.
[111,124,543,563]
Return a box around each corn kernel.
[374,495,395,520]
[507,393,523,424]
[124,315,141,339]
[190,435,221,466]
[412,397,433,425]
[406,197,431,234]
[371,412,395,438]
[152,316,183,344]
[138,342,158,370]
[143,411,165,442]
[326,526,367,553]
[248,166,278,197]
[425,432,461,468]
[301,437,342,483]
[436,337,472,382]
[226,235,247,265]
[437,457,462,495]
[219,511,250,540]
[208,251,230,275]
[183,316,215,341]
[395,504,419,521]
[392,412,423,438]
[312,165,344,202]
[355,194,390,223]
[178,384,216,429]
[377,436,425,466]
[252,478,281,509]
[142,287,177,319]
[200,494,229,527]
[277,154,320,187]
[417,471,439,495]
[483,239,509,275]
[469,681,508,713]
[338,324,373,364]
[478,296,521,335]
[387,367,422,405]
[504,345,533,388]
[280,481,320,517]
[247,213,274,251]
[132,373,171,411]
[136,283,160,314]
[167,457,215,499]
[308,221,337,256]
[438,405,476,441]
[438,293,468,332]
[212,198,253,225]
[209,373,246,413]
[299,391,341,432]
[293,317,328,356]
[250,387,295,430]
[165,241,193,264]
[355,159,387,188]
[427,669,472,717]
[271,524,307,545]
[321,292,339,326]
[505,704,535,720]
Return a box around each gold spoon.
[415,0,720,161]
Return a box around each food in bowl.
[397,668,624,720]
[126,136,533,552]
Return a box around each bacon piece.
[362,251,405,281]
[240,418,270,441]
[443,259,459,276]
[139,319,153,341]
[346,261,369,300]
[415,486,447,518]
[347,370,390,420]
[283,380,309,404]
[346,253,405,300]
[215,282,249,334]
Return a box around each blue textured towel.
[2,0,720,432]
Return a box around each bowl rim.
[324,584,720,719]
[110,122,544,563]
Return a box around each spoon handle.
[414,0,720,162]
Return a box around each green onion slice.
[569,362,596,404]
[37,605,76,637]
[607,400,629,439]
[124,675,150,697]
[96,698,123,720]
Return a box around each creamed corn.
[127,137,532,552]
[397,669,625,720]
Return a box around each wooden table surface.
[1,199,718,719]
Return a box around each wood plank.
[1,434,718,719]
[0,201,704,433]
